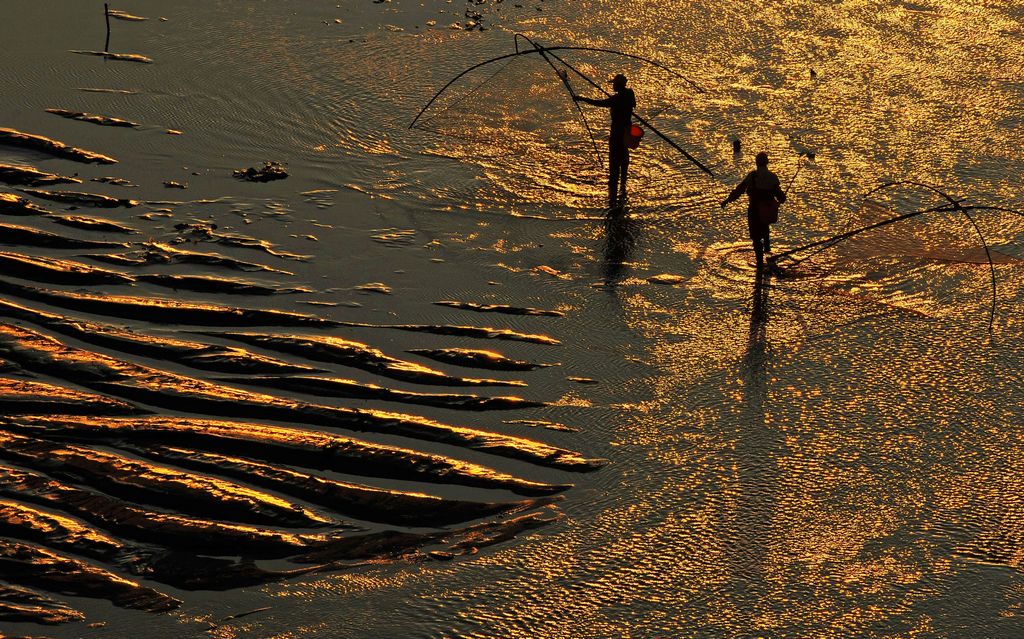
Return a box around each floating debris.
[45,109,139,128]
[0,128,117,164]
[70,50,153,63]
[0,164,80,187]
[107,9,147,21]
[435,300,564,317]
[91,176,136,187]
[567,376,599,384]
[163,181,187,189]
[77,87,138,94]
[647,273,686,285]
[408,348,556,371]
[19,188,138,208]
[533,265,571,279]
[233,162,288,182]
[356,282,392,294]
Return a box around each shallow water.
[2,0,1024,637]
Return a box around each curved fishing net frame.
[770,182,1024,332]
[411,49,603,170]
[408,36,713,212]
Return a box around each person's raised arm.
[720,173,753,208]
[574,95,614,108]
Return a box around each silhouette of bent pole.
[784,152,813,197]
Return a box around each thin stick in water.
[104,3,111,53]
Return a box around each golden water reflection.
[12,0,1020,636]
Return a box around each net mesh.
[778,184,1024,329]
[411,47,706,212]
[413,53,603,169]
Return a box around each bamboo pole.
[104,3,111,53]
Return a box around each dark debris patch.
[233,162,288,182]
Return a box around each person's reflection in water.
[598,213,638,289]
[747,270,770,364]
[728,269,782,629]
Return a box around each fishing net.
[410,42,707,212]
[413,53,604,176]
[776,183,1024,330]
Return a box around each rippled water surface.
[2,1,1024,637]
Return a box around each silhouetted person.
[720,151,786,269]
[574,73,636,209]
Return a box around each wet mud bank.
[206,332,528,386]
[0,10,611,629]
[0,128,117,164]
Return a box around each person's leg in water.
[619,148,629,203]
[748,209,765,269]
[608,142,624,209]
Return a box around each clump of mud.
[233,162,288,182]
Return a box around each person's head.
[612,74,627,92]
[755,152,769,168]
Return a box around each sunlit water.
[2,0,1024,637]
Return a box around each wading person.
[574,73,636,209]
[720,151,786,269]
